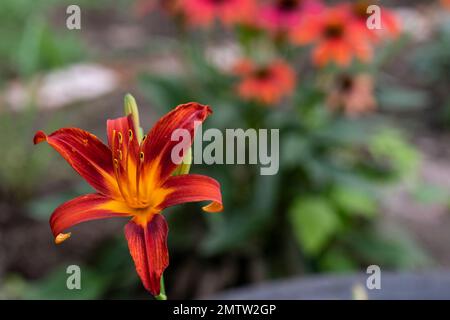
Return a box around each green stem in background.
[154,275,167,300]
[124,93,144,142]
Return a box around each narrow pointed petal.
[107,115,140,159]
[106,115,140,201]
[34,129,120,198]
[50,193,133,243]
[141,103,211,184]
[158,174,223,212]
[125,215,169,296]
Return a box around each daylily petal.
[158,174,223,212]
[50,193,133,244]
[34,128,120,198]
[139,103,211,196]
[125,214,169,295]
[107,115,140,160]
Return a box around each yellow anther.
[117,132,123,144]
[139,152,144,162]
[118,150,123,160]
[128,129,133,140]
[113,158,119,167]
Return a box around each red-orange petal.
[158,174,223,212]
[50,193,133,243]
[33,128,120,198]
[125,214,169,296]
[141,103,212,183]
[107,115,140,160]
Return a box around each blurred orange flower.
[34,103,223,296]
[179,0,257,28]
[233,58,296,105]
[327,73,377,116]
[257,0,324,36]
[441,0,450,10]
[291,5,373,67]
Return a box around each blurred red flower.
[233,58,296,105]
[291,5,373,67]
[258,0,324,36]
[179,0,257,28]
[34,103,223,296]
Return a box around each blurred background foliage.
[0,0,450,299]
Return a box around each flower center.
[254,68,272,80]
[210,0,228,5]
[339,75,354,92]
[324,23,344,39]
[277,0,300,11]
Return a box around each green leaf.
[345,224,432,269]
[330,185,377,218]
[369,128,420,180]
[289,197,340,255]
[319,248,358,272]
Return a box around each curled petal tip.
[33,131,47,145]
[55,232,71,244]
[202,202,223,213]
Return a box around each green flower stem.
[154,275,167,300]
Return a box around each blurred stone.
[212,272,450,299]
[5,63,119,111]
[205,42,241,73]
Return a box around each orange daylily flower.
[233,58,296,105]
[291,5,373,67]
[33,102,223,296]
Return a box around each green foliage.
[0,0,85,82]
[289,197,340,255]
[330,185,377,218]
[343,224,431,270]
[368,128,420,180]
[0,109,52,199]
